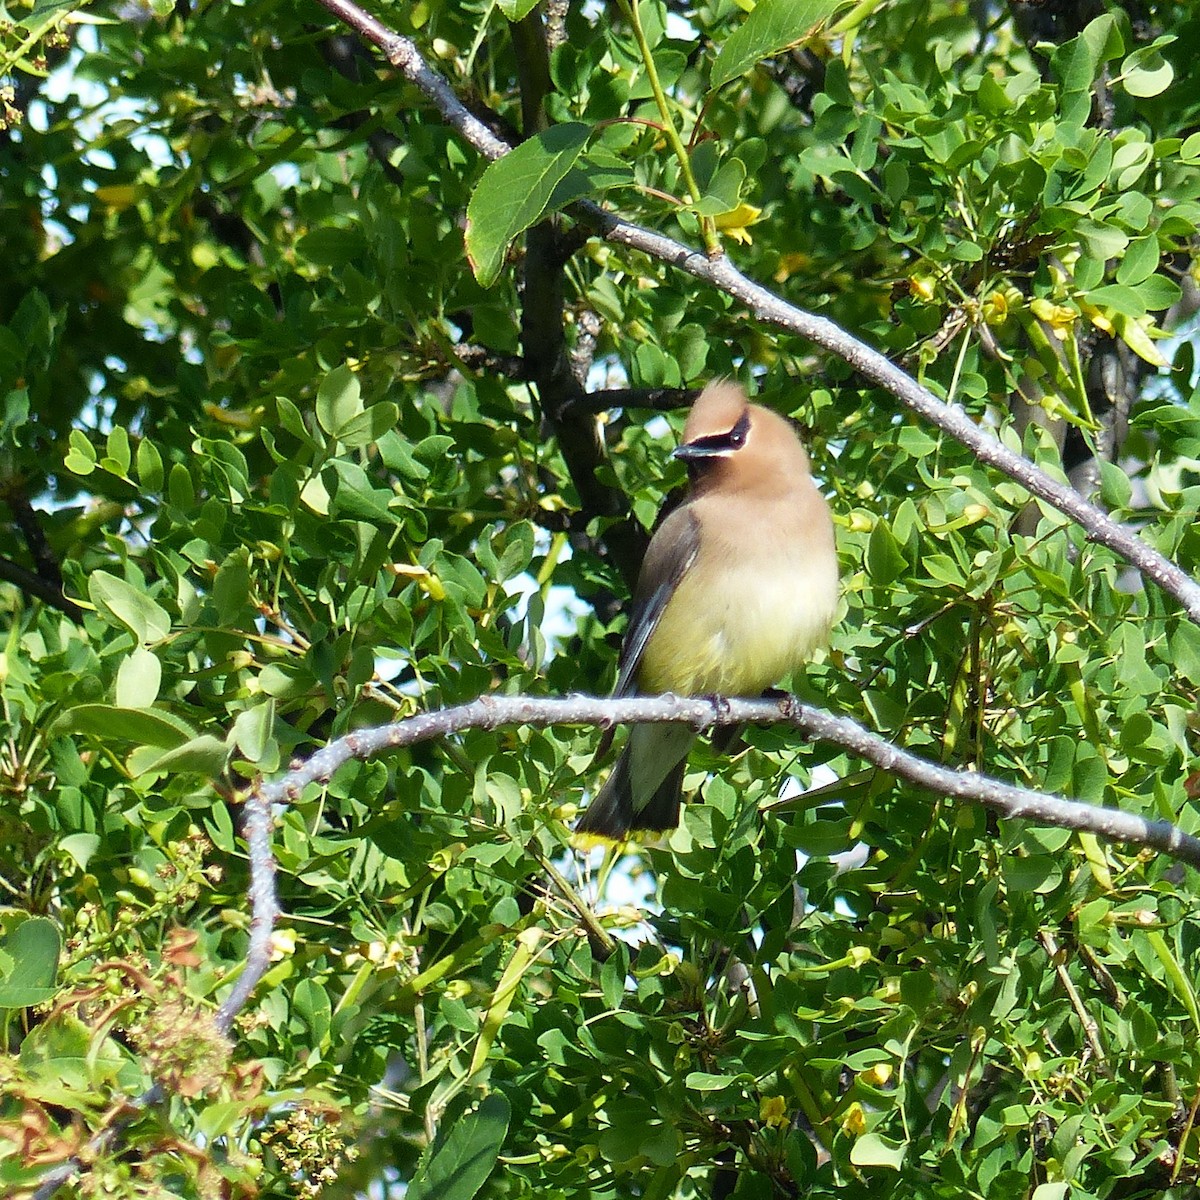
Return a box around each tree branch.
[0,553,83,621]
[509,10,649,592]
[577,386,698,413]
[38,689,1200,1195]
[189,689,1197,1029]
[452,342,530,379]
[304,0,1200,626]
[215,787,280,1033]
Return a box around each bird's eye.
[726,410,750,448]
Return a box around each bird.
[575,379,839,840]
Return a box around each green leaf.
[59,833,101,871]
[1075,219,1129,260]
[497,0,539,18]
[51,703,197,747]
[1052,13,1123,101]
[1085,284,1145,318]
[1098,460,1132,509]
[325,459,398,522]
[115,646,162,709]
[1136,274,1182,312]
[407,1094,510,1200]
[105,425,132,477]
[711,0,848,90]
[231,699,276,764]
[465,124,592,288]
[0,917,61,1008]
[849,1131,906,1170]
[551,154,635,208]
[317,365,364,438]
[88,571,171,643]
[128,734,230,778]
[1116,234,1159,286]
[295,225,368,267]
[495,522,535,582]
[1170,622,1200,686]
[214,547,253,624]
[695,158,747,217]
[64,428,97,476]
[338,401,400,448]
[1120,44,1174,98]
[1031,1186,1070,1200]
[169,462,195,509]
[136,436,164,492]
[293,976,333,1042]
[865,521,907,586]
[1002,854,1062,894]
[684,1071,747,1091]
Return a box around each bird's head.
[673,381,812,490]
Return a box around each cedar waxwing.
[576,380,839,839]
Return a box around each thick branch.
[305,0,1200,626]
[260,693,1200,867]
[215,788,279,1033]
[0,554,83,620]
[512,12,648,591]
[211,691,1200,1020]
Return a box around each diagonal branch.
[256,693,1200,866]
[0,554,83,620]
[304,0,1200,627]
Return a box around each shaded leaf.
[407,1095,510,1200]
[0,917,61,1009]
[51,704,197,747]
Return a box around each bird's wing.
[613,505,701,697]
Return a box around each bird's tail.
[575,742,687,840]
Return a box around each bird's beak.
[673,440,729,462]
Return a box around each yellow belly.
[637,554,837,696]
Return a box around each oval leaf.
[849,1131,906,1170]
[88,571,171,643]
[466,124,592,287]
[407,1094,510,1200]
[711,0,847,90]
[115,646,163,709]
[51,703,197,748]
[0,917,61,1009]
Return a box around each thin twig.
[215,787,280,1033]
[31,1084,164,1200]
[453,342,530,379]
[1038,929,1112,1078]
[304,0,1200,627]
[577,386,698,413]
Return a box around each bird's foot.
[760,686,798,719]
[702,693,734,731]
